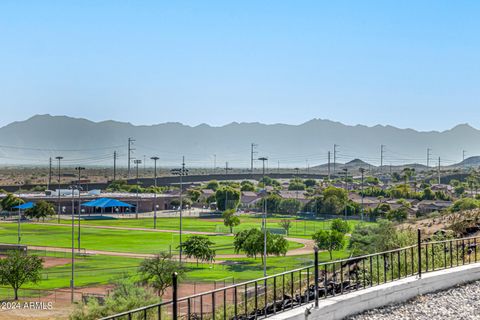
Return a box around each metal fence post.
[417,229,422,278]
[314,246,319,308]
[172,272,178,319]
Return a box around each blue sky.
[1,1,479,130]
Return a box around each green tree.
[322,196,344,214]
[304,196,323,214]
[373,203,391,217]
[187,189,201,202]
[222,209,240,233]
[278,199,302,214]
[234,228,288,262]
[402,168,415,185]
[385,207,408,222]
[258,194,282,213]
[259,176,280,187]
[269,234,289,256]
[422,187,435,200]
[278,219,292,235]
[25,201,55,221]
[454,185,466,197]
[312,230,345,260]
[179,236,216,266]
[215,186,241,211]
[330,218,350,234]
[70,277,158,320]
[288,179,306,191]
[0,251,43,300]
[349,220,416,255]
[304,179,317,188]
[450,198,480,212]
[322,186,348,214]
[0,194,24,212]
[205,180,220,191]
[234,228,264,260]
[365,176,380,185]
[240,181,255,192]
[138,252,186,295]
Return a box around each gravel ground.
[346,280,480,320]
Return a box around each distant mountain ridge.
[0,114,479,168]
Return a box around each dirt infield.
[0,255,70,269]
[0,284,114,320]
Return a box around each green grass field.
[56,215,372,238]
[0,215,365,298]
[0,247,352,299]
[0,223,303,254]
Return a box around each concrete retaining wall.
[270,263,480,320]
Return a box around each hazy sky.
[1,1,479,130]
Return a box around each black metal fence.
[100,230,480,320]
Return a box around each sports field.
[56,215,371,238]
[0,223,304,254]
[0,215,368,304]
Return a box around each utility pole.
[258,157,268,277]
[333,144,338,175]
[55,156,63,223]
[70,185,76,303]
[113,151,117,181]
[328,151,331,180]
[427,148,431,169]
[380,145,385,173]
[225,162,232,175]
[151,157,159,229]
[75,167,85,252]
[171,157,188,263]
[250,143,258,172]
[463,150,467,171]
[277,160,280,174]
[134,159,142,219]
[48,157,52,190]
[127,137,135,178]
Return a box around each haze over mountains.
[0,115,479,169]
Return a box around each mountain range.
[0,114,479,169]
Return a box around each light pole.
[75,167,85,251]
[151,156,159,229]
[69,185,78,303]
[17,181,23,244]
[343,168,348,220]
[359,168,365,221]
[171,156,188,263]
[258,156,268,277]
[134,160,142,219]
[55,156,63,223]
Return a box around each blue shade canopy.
[13,202,35,210]
[81,198,134,208]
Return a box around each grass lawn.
[56,215,374,239]
[0,223,303,255]
[0,246,353,299]
[185,249,352,282]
